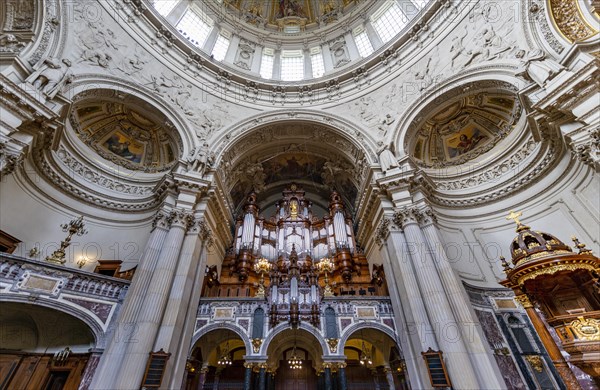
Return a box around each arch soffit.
[64,75,197,158]
[339,321,399,352]
[0,295,104,348]
[391,66,528,157]
[190,322,252,355]
[259,321,327,357]
[212,110,380,167]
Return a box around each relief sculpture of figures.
[27,57,74,99]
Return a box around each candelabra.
[46,216,88,265]
[316,256,335,297]
[359,341,373,366]
[217,341,232,366]
[253,257,272,298]
[289,332,303,370]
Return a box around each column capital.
[392,206,420,228]
[392,205,438,229]
[514,294,534,309]
[169,209,195,231]
[151,210,171,232]
[375,215,404,245]
[188,217,214,245]
[416,206,437,227]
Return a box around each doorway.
[275,357,317,390]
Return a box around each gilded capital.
[514,294,533,309]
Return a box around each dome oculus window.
[176,8,213,48]
[260,48,275,79]
[281,50,304,81]
[371,2,407,43]
[152,0,179,17]
[353,28,374,58]
[310,47,325,78]
[212,33,231,61]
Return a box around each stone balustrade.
[0,253,130,335]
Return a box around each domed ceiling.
[226,0,361,31]
[408,91,522,168]
[70,95,182,173]
[149,0,429,82]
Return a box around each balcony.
[0,253,130,337]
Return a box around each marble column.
[385,227,437,350]
[259,367,266,390]
[90,210,171,390]
[197,366,209,390]
[156,216,213,388]
[379,220,434,388]
[78,349,102,390]
[324,366,333,390]
[397,208,479,389]
[419,208,505,388]
[516,294,581,389]
[212,369,221,390]
[114,209,193,389]
[384,366,395,390]
[243,364,253,390]
[337,365,347,390]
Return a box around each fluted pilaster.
[90,209,172,390]
[418,206,505,388]
[376,216,429,389]
[394,206,479,389]
[155,216,214,388]
[113,208,195,389]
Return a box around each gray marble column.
[338,365,347,390]
[397,207,479,389]
[114,209,193,389]
[384,366,395,390]
[259,367,266,390]
[419,208,505,388]
[90,210,171,390]
[324,367,333,390]
[243,364,253,390]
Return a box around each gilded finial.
[571,236,593,255]
[506,210,529,232]
[500,256,511,272]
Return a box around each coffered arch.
[213,111,380,217]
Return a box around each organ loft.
[203,184,388,320]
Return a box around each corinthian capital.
[169,209,195,230]
[189,218,215,246]
[416,206,437,227]
[375,218,391,245]
[151,211,171,231]
[392,206,420,228]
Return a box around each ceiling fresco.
[409,92,522,168]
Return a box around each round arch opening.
[0,302,97,389]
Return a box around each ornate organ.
[203,184,387,327]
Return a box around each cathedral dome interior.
[0,0,598,389]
